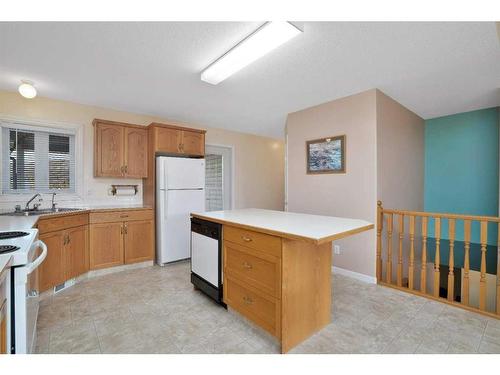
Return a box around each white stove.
[0,229,47,354]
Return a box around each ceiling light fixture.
[18,80,37,99]
[201,22,302,85]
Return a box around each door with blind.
[1,124,76,193]
[205,145,232,211]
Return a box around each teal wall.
[424,107,499,245]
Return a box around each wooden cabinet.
[65,225,89,280]
[89,209,154,270]
[1,266,8,354]
[223,226,282,338]
[39,231,65,291]
[151,124,205,157]
[93,119,148,178]
[143,123,206,207]
[0,299,6,354]
[38,213,89,292]
[89,222,124,270]
[124,127,148,178]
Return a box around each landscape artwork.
[306,135,345,174]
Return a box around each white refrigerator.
[156,156,205,265]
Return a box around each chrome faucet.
[51,192,57,211]
[25,193,43,211]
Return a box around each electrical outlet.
[334,245,340,255]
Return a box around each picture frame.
[306,135,346,174]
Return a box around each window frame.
[0,116,84,203]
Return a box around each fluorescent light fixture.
[18,80,37,99]
[201,22,302,85]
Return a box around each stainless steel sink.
[0,208,84,216]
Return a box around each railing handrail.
[379,205,500,223]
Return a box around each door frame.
[205,144,235,210]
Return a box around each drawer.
[224,241,280,298]
[224,226,281,258]
[89,209,153,224]
[225,275,280,338]
[38,213,89,234]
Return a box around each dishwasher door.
[191,232,219,286]
[190,217,224,305]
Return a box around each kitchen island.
[191,208,373,353]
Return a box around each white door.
[163,157,205,190]
[161,189,205,263]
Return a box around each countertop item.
[191,208,374,244]
[0,205,153,231]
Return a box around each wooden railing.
[377,201,500,318]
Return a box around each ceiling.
[0,22,499,138]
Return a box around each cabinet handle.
[124,224,128,234]
[120,225,123,235]
[241,235,252,242]
[242,261,253,270]
[243,296,253,305]
[120,214,129,218]
[125,165,128,173]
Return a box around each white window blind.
[205,154,223,211]
[2,126,76,194]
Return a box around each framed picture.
[306,135,346,174]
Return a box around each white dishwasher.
[190,217,225,306]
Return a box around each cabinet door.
[0,300,6,354]
[181,131,205,156]
[89,222,124,270]
[155,127,182,153]
[124,127,148,178]
[39,231,65,292]
[124,220,154,264]
[65,225,89,280]
[95,123,125,177]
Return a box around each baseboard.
[332,266,377,284]
[87,260,154,278]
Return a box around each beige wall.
[286,89,378,277]
[376,90,424,211]
[286,89,425,278]
[0,90,284,210]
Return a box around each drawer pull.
[241,235,253,242]
[243,296,253,305]
[242,262,253,270]
[120,214,129,218]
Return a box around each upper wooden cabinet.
[149,123,205,157]
[93,119,148,178]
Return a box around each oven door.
[14,240,47,354]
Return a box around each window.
[205,154,223,211]
[2,125,76,194]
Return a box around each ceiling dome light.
[18,81,37,99]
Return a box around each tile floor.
[35,261,500,354]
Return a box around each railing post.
[463,220,471,306]
[397,214,404,287]
[386,213,393,284]
[376,201,383,282]
[433,218,441,298]
[447,219,455,301]
[421,216,428,293]
[408,215,415,290]
[479,221,488,311]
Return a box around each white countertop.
[191,208,374,244]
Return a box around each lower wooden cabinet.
[39,224,89,292]
[124,220,154,264]
[39,231,65,291]
[89,210,154,270]
[0,300,7,354]
[89,222,124,270]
